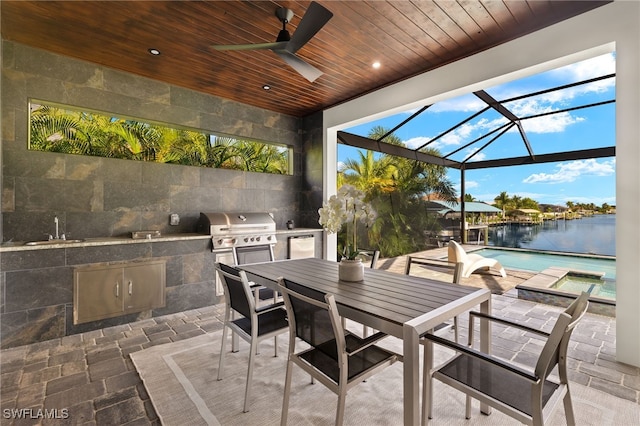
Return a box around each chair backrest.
[534,292,589,380]
[357,249,380,269]
[215,262,254,318]
[278,278,344,360]
[405,256,462,284]
[447,240,468,264]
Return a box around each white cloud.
[395,53,614,152]
[519,111,585,134]
[464,147,486,162]
[404,136,431,149]
[550,53,615,90]
[523,159,615,184]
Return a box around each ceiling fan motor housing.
[275,8,294,42]
[275,7,294,23]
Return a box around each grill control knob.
[217,239,223,246]
[267,235,272,241]
[244,237,249,243]
[231,238,237,244]
[256,236,261,242]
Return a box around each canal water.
[486,214,615,256]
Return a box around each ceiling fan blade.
[274,50,323,82]
[211,41,288,51]
[285,1,333,54]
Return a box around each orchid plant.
[318,185,377,260]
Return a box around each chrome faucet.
[50,216,65,240]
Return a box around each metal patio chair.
[423,291,589,426]
[215,262,289,413]
[278,277,399,426]
[405,256,463,342]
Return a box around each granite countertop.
[0,228,323,252]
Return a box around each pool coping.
[516,267,616,317]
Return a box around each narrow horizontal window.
[28,100,292,175]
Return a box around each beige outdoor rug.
[131,330,639,426]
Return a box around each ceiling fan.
[211,1,333,82]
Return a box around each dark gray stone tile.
[46,372,89,396]
[103,181,170,212]
[155,282,216,316]
[43,380,106,410]
[5,268,73,311]
[94,398,147,425]
[57,400,95,425]
[0,246,66,271]
[105,371,142,394]
[48,348,85,367]
[65,244,151,265]
[88,357,127,381]
[93,386,138,411]
[86,346,121,365]
[16,382,46,408]
[14,177,68,212]
[1,305,66,349]
[589,377,639,402]
[163,256,183,288]
[182,253,215,285]
[151,239,209,257]
[103,68,169,103]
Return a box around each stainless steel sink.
[25,239,84,246]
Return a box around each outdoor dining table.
[239,257,492,426]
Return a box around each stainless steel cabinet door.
[74,266,124,324]
[123,262,165,312]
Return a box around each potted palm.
[318,185,377,281]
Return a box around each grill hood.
[197,211,277,237]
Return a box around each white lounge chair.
[448,240,506,278]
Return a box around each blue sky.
[340,53,616,207]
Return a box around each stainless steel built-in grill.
[198,212,278,295]
[198,212,277,250]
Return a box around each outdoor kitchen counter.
[0,228,323,348]
[0,233,210,252]
[0,228,323,252]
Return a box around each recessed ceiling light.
[262,84,271,90]
[372,61,381,69]
[148,48,161,55]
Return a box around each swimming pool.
[469,247,617,280]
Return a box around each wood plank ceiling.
[1,1,609,118]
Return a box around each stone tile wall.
[1,40,325,348]
[1,40,323,242]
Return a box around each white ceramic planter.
[338,259,365,282]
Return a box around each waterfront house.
[1,2,638,417]
[510,208,543,224]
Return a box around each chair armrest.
[469,311,550,338]
[345,331,389,355]
[255,300,285,313]
[424,333,539,383]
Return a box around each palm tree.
[494,191,510,217]
[339,150,397,195]
[337,126,457,257]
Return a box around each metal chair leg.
[280,358,294,426]
[243,337,258,412]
